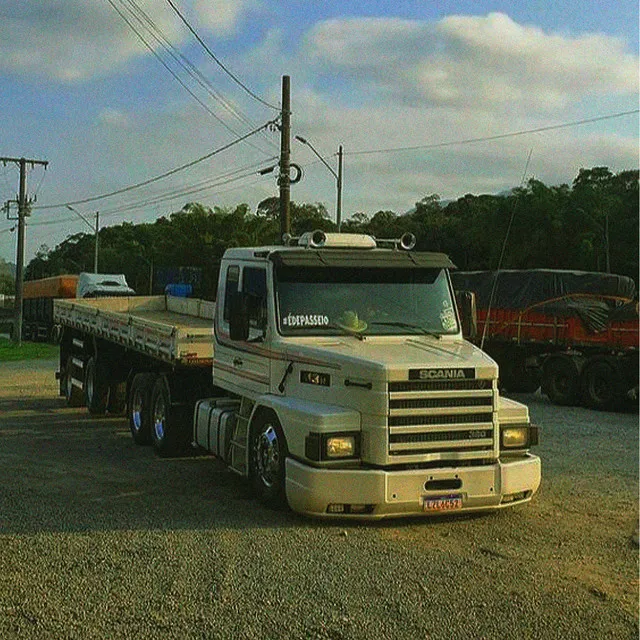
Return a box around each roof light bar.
[283,230,416,251]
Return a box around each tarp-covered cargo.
[451,270,637,334]
[451,269,636,308]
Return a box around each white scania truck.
[54,232,541,518]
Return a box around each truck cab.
[197,231,541,518]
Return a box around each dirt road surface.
[0,359,637,639]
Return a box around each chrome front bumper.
[285,454,541,519]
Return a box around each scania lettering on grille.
[409,368,475,380]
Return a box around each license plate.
[422,494,463,513]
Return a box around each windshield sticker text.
[440,301,456,331]
[283,313,330,328]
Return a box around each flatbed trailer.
[55,296,216,442]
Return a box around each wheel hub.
[255,425,279,487]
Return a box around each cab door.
[215,262,271,399]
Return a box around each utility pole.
[279,75,291,240]
[294,136,343,230]
[1,156,48,345]
[94,211,100,273]
[66,205,100,273]
[337,145,343,232]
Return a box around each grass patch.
[0,336,59,361]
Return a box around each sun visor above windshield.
[270,249,456,270]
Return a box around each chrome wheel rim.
[132,389,143,432]
[254,424,280,488]
[153,395,166,440]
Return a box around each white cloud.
[97,108,132,128]
[0,0,254,83]
[302,13,638,111]
[193,0,255,37]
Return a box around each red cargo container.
[452,270,638,411]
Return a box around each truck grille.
[387,378,496,459]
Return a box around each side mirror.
[228,292,250,341]
[455,290,477,341]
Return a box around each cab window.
[243,267,267,331]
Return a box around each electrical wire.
[27,161,276,228]
[107,0,250,138]
[34,118,278,211]
[164,0,279,111]
[480,148,534,350]
[119,0,275,146]
[347,110,640,156]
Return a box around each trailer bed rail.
[54,296,214,366]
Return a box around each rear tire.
[150,376,190,457]
[109,381,127,415]
[84,357,109,415]
[63,356,84,407]
[542,357,579,406]
[128,373,156,445]
[581,359,621,411]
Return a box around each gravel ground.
[0,359,637,639]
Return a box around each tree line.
[23,166,638,299]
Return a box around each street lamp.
[295,136,343,231]
[66,205,99,273]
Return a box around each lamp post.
[66,205,99,273]
[295,136,343,231]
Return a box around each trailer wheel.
[85,357,109,415]
[108,381,127,415]
[63,356,83,407]
[581,359,621,411]
[150,376,190,457]
[249,412,288,509]
[128,373,156,445]
[542,357,579,406]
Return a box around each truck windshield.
[275,266,458,337]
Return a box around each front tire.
[249,412,288,509]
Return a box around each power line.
[164,0,279,111]
[347,109,640,156]
[107,0,251,139]
[27,159,276,228]
[34,118,278,211]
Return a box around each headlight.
[326,435,356,458]
[305,432,360,461]
[501,424,539,449]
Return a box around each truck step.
[229,415,250,475]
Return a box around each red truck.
[451,269,638,411]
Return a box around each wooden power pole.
[279,75,291,240]
[1,156,49,345]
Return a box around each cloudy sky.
[0,0,638,264]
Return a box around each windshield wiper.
[369,322,442,339]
